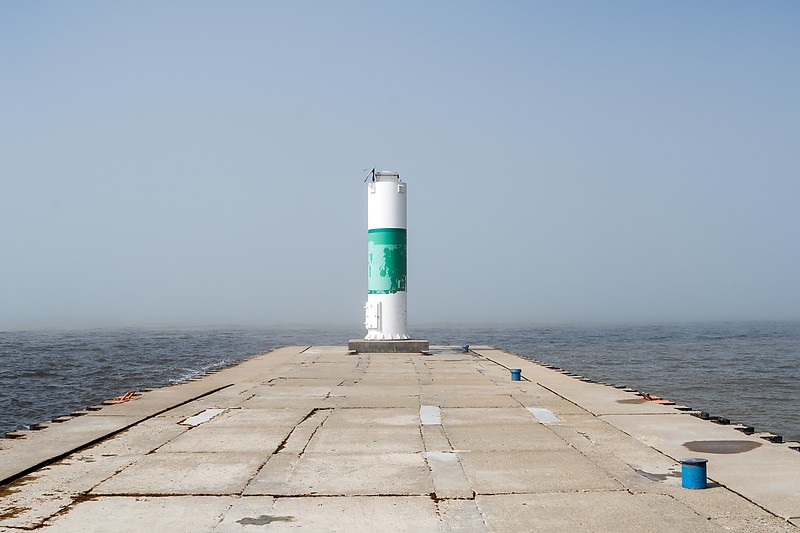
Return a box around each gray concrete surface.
[347,339,430,353]
[1,345,798,531]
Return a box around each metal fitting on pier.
[681,458,708,489]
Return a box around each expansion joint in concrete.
[707,480,794,525]
[535,382,583,410]
[432,492,477,502]
[298,412,330,457]
[354,353,370,372]
[33,492,97,531]
[273,408,330,456]
[437,497,490,532]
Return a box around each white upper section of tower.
[367,171,406,230]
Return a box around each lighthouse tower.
[365,171,409,340]
[348,170,429,353]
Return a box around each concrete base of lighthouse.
[347,339,430,354]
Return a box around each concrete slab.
[203,407,311,427]
[328,385,421,398]
[422,425,452,452]
[672,484,798,532]
[279,364,354,375]
[429,377,497,386]
[212,496,278,532]
[440,408,570,452]
[420,405,442,425]
[444,424,571,452]
[93,452,266,495]
[322,407,419,427]
[305,426,424,454]
[0,453,139,529]
[420,387,518,403]
[437,499,490,532]
[81,381,234,418]
[511,387,592,415]
[252,385,335,397]
[423,451,472,499]
[363,362,419,371]
[476,492,721,532]
[266,378,346,387]
[156,425,290,454]
[237,395,332,410]
[180,408,227,426]
[245,453,433,496]
[335,394,420,408]
[89,416,191,456]
[38,496,232,532]
[0,415,144,485]
[528,407,560,423]
[424,394,521,408]
[215,496,440,532]
[549,381,681,416]
[360,355,415,364]
[459,450,624,494]
[441,407,537,426]
[558,414,679,466]
[547,415,682,494]
[151,388,258,419]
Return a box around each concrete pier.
[2,345,799,531]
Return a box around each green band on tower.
[368,228,407,294]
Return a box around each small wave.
[166,359,230,384]
[10,397,33,408]
[20,369,56,378]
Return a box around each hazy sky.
[2,2,798,330]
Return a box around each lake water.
[1,322,798,441]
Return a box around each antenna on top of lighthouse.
[363,169,402,182]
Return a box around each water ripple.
[1,322,798,442]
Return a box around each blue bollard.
[510,368,522,381]
[681,458,708,489]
